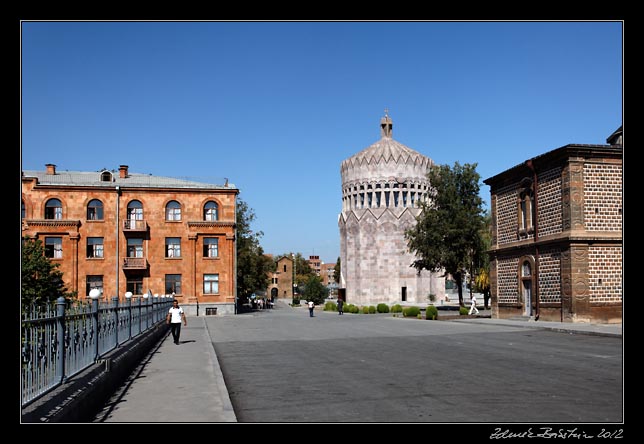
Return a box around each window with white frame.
[165,274,182,294]
[127,238,143,257]
[87,199,104,220]
[86,276,103,297]
[86,237,104,258]
[126,277,143,296]
[166,200,181,221]
[204,201,219,221]
[45,237,62,258]
[204,274,219,294]
[126,200,143,229]
[45,198,62,220]
[203,237,219,258]
[166,237,181,258]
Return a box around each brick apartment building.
[308,255,321,276]
[266,255,294,301]
[21,164,238,315]
[484,127,622,323]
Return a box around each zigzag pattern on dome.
[338,206,421,223]
[340,137,433,172]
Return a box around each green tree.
[236,198,272,302]
[300,275,328,305]
[333,256,341,284]
[473,211,492,307]
[21,236,76,309]
[405,162,485,307]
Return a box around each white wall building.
[338,113,445,306]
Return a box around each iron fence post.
[126,294,132,340]
[112,296,119,346]
[56,297,66,383]
[138,296,142,334]
[92,297,99,361]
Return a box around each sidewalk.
[93,316,236,423]
[451,316,623,338]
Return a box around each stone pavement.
[92,316,236,423]
[92,299,621,423]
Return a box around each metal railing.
[21,296,174,407]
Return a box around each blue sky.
[21,21,623,264]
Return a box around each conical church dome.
[340,112,434,186]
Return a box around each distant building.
[320,262,338,297]
[308,255,321,276]
[484,127,622,323]
[338,113,445,306]
[266,255,294,301]
[320,262,335,286]
[22,164,238,315]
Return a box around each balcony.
[123,257,148,270]
[123,219,147,233]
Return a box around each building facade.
[266,255,294,301]
[338,113,445,306]
[308,255,321,276]
[22,164,238,315]
[484,128,622,323]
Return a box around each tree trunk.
[455,271,464,307]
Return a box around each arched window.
[204,201,219,221]
[127,200,143,220]
[87,199,104,220]
[45,198,62,220]
[166,200,181,221]
[517,179,534,235]
[126,200,143,229]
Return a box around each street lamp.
[292,253,297,301]
[89,289,101,361]
[125,292,133,340]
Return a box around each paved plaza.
[94,300,622,423]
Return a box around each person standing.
[167,299,187,344]
[337,298,344,315]
[308,300,315,317]
[468,294,479,315]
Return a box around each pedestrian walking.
[308,300,315,317]
[468,294,479,315]
[167,299,187,344]
[337,298,344,315]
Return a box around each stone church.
[338,113,445,306]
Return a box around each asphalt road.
[206,305,623,423]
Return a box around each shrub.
[391,304,403,313]
[368,305,376,314]
[403,306,420,317]
[426,305,438,320]
[362,306,369,314]
[324,302,337,311]
[459,306,469,315]
[345,304,354,313]
[377,303,390,313]
[350,305,360,314]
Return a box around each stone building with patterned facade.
[338,113,445,306]
[22,164,238,315]
[484,127,622,323]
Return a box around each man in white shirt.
[308,300,315,317]
[167,299,187,344]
